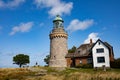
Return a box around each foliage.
[13,54,29,68]
[75,64,93,68]
[44,55,50,66]
[110,58,120,68]
[68,46,77,53]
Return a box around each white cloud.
[10,22,34,35]
[66,19,94,32]
[34,0,73,16]
[39,23,44,27]
[0,0,25,8]
[84,32,99,44]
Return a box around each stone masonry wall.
[49,37,68,67]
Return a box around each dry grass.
[0,68,34,80]
[63,71,120,80]
[0,67,120,80]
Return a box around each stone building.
[49,15,68,67]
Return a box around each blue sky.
[0,0,120,68]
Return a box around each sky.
[0,0,120,68]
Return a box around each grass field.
[0,67,120,80]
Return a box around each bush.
[110,58,120,68]
[110,61,120,68]
[76,64,93,68]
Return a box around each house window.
[98,42,100,45]
[96,48,104,53]
[97,57,105,63]
[78,50,80,53]
[87,58,92,64]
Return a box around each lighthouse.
[49,15,68,67]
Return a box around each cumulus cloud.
[84,32,99,44]
[34,0,73,16]
[10,22,34,35]
[0,0,25,8]
[66,19,94,32]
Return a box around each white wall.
[92,41,110,68]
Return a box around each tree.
[68,46,77,53]
[13,54,30,68]
[44,55,50,66]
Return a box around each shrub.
[76,64,93,68]
[110,58,120,68]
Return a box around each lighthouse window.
[54,56,56,59]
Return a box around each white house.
[92,39,110,68]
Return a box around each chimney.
[90,39,92,45]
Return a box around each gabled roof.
[104,42,114,56]
[90,39,108,49]
[66,43,94,58]
[74,43,93,57]
[65,53,74,58]
[66,39,114,58]
[90,39,114,56]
